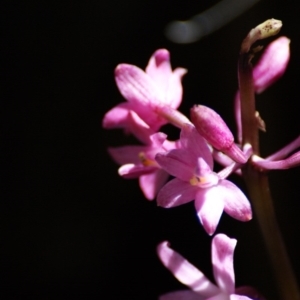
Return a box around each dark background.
[1,0,300,299]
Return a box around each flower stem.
[239,49,300,299]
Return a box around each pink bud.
[253,36,290,94]
[190,105,247,164]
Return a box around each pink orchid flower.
[108,132,176,200]
[157,234,262,300]
[155,124,252,235]
[102,49,187,135]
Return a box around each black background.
[1,0,300,299]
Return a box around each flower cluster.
[103,20,299,299]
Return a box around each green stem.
[239,52,300,300]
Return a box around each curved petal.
[157,241,219,297]
[157,179,197,208]
[166,67,187,108]
[230,295,252,300]
[115,63,160,106]
[145,49,172,92]
[219,180,252,222]
[212,234,237,294]
[180,124,213,169]
[127,111,154,144]
[108,145,149,165]
[118,164,155,178]
[160,290,205,300]
[102,103,132,129]
[194,188,224,235]
[155,151,194,181]
[206,293,230,300]
[235,286,265,300]
[139,169,169,200]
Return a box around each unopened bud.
[190,105,247,164]
[253,36,290,93]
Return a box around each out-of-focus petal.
[102,102,132,129]
[180,124,213,169]
[157,241,219,297]
[230,295,252,300]
[118,164,155,178]
[155,151,194,181]
[150,132,168,147]
[139,169,169,200]
[159,290,205,300]
[108,146,148,165]
[212,234,237,295]
[235,286,265,300]
[206,293,230,300]
[219,180,252,222]
[157,179,197,208]
[253,36,290,94]
[194,189,224,235]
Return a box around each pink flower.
[155,124,251,235]
[102,49,187,135]
[108,132,176,200]
[157,234,261,300]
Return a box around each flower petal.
[212,234,237,294]
[219,180,252,222]
[115,63,160,107]
[165,67,187,108]
[108,146,147,165]
[155,150,194,181]
[230,295,252,300]
[195,188,224,235]
[118,164,155,178]
[139,169,169,200]
[180,124,213,169]
[102,102,132,129]
[157,241,219,297]
[157,179,197,208]
[145,49,173,92]
[160,290,206,300]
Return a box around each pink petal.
[160,290,205,300]
[150,132,168,147]
[212,234,237,294]
[230,296,252,300]
[253,36,290,94]
[115,63,160,107]
[180,124,213,169]
[155,151,194,181]
[102,103,132,129]
[218,180,252,222]
[108,146,148,165]
[126,111,154,144]
[194,188,224,235]
[145,49,172,92]
[235,286,265,300]
[157,179,197,208]
[165,67,187,108]
[118,164,155,178]
[157,241,219,297]
[139,169,169,200]
[206,294,230,300]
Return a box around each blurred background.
[1,0,300,299]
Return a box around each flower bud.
[190,105,247,163]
